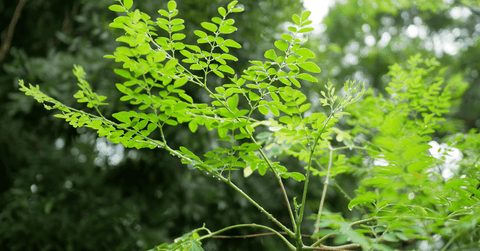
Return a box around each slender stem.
[302,243,361,250]
[440,231,459,251]
[199,72,297,233]
[149,19,297,232]
[312,159,352,201]
[160,142,295,237]
[296,112,334,245]
[313,149,333,236]
[310,218,377,248]
[216,174,295,237]
[197,223,296,250]
[155,28,297,231]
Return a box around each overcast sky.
[303,0,335,24]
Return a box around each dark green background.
[1,0,479,250]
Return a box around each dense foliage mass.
[16,0,480,250]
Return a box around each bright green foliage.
[342,55,480,249]
[17,0,480,250]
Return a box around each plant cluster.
[19,0,480,250]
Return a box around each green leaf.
[154,51,166,62]
[299,62,321,73]
[227,1,238,10]
[218,127,228,138]
[296,73,318,82]
[279,78,291,86]
[258,163,267,175]
[279,116,292,124]
[194,30,207,38]
[292,14,301,25]
[249,92,260,101]
[188,121,198,133]
[218,65,235,74]
[289,77,301,88]
[268,103,280,116]
[295,48,315,58]
[223,39,241,48]
[147,123,158,132]
[298,27,314,33]
[338,222,369,247]
[348,197,375,211]
[179,93,193,103]
[171,24,185,32]
[258,105,269,115]
[171,18,184,25]
[201,22,217,32]
[190,240,204,251]
[301,11,311,22]
[172,33,186,41]
[123,0,133,10]
[112,112,132,124]
[218,7,227,16]
[289,172,305,181]
[165,119,178,126]
[220,54,238,61]
[274,40,289,51]
[212,69,224,78]
[174,77,188,88]
[73,90,84,99]
[299,103,311,113]
[115,84,129,94]
[230,7,244,13]
[109,4,125,12]
[227,94,239,110]
[219,25,237,34]
[264,49,277,60]
[281,34,293,42]
[165,59,178,70]
[270,92,280,101]
[167,0,177,12]
[54,114,66,119]
[136,43,151,55]
[135,120,149,130]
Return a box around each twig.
[304,243,361,250]
[212,231,312,238]
[313,149,333,236]
[0,0,27,62]
[197,223,296,250]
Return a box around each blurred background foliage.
[0,0,479,250]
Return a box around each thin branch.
[303,243,361,251]
[0,0,27,62]
[214,174,294,236]
[312,159,352,201]
[311,218,377,248]
[149,26,297,233]
[313,149,333,236]
[197,223,296,250]
[296,109,336,242]
[212,231,312,238]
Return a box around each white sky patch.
[449,6,472,20]
[378,32,392,47]
[303,0,335,24]
[95,137,125,168]
[406,25,419,38]
[428,141,463,180]
[364,35,376,46]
